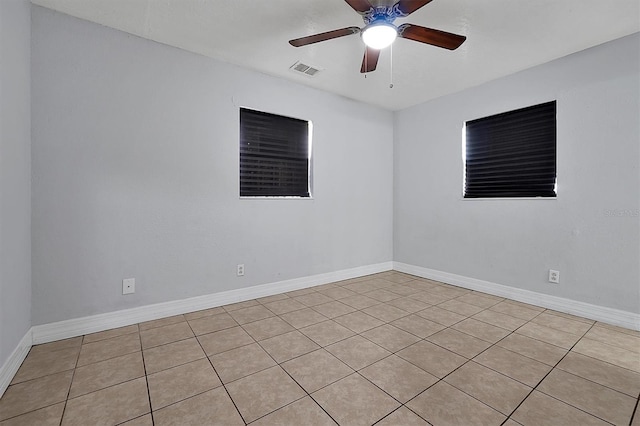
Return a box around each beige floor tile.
[300,320,355,347]
[256,293,289,304]
[142,338,205,374]
[489,301,541,321]
[596,322,640,337]
[196,326,254,356]
[282,349,353,393]
[226,366,306,423]
[262,298,306,315]
[0,402,64,426]
[445,361,532,415]
[416,306,466,326]
[362,304,410,322]
[29,336,82,355]
[293,292,334,307]
[452,318,510,343]
[502,419,524,426]
[397,340,466,378]
[427,328,492,359]
[473,310,528,331]
[77,333,141,367]
[572,338,640,372]
[386,297,431,313]
[360,355,438,403]
[334,311,384,333]
[392,314,445,338]
[311,301,356,318]
[280,307,328,329]
[512,391,609,426]
[227,305,274,325]
[140,321,194,349]
[360,324,421,352]
[407,381,505,426]
[187,312,237,336]
[537,369,636,425]
[339,294,381,310]
[439,299,486,316]
[251,396,337,426]
[456,292,503,308]
[516,322,581,349]
[544,309,596,325]
[497,333,567,366]
[312,373,400,426]
[584,325,640,353]
[222,299,260,311]
[120,414,153,426]
[209,342,276,383]
[69,352,145,398]
[285,287,317,297]
[386,284,421,296]
[139,315,185,331]
[0,371,73,421]
[557,352,640,397]
[376,407,429,425]
[11,346,79,384]
[316,286,358,300]
[411,291,455,305]
[343,279,390,294]
[83,325,139,344]
[474,346,552,387]
[259,330,320,363]
[62,377,149,426]
[364,289,403,302]
[380,272,416,284]
[531,312,592,335]
[325,335,390,370]
[633,412,640,426]
[425,284,469,299]
[241,316,294,341]
[183,306,225,321]
[147,358,221,410]
[152,387,243,426]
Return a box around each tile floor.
[1,271,639,425]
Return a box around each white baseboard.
[31,261,393,345]
[0,330,32,398]
[394,262,640,331]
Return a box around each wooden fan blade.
[344,0,373,13]
[395,0,434,16]
[397,23,466,50]
[360,46,380,73]
[289,27,361,47]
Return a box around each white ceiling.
[31,0,639,111]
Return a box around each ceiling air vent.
[290,61,322,77]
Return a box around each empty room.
[1,0,639,425]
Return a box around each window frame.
[462,101,558,200]
[239,107,313,199]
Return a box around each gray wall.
[31,7,393,325]
[0,0,32,365]
[394,34,640,313]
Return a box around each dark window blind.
[240,108,310,197]
[464,101,557,198]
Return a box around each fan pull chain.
[389,43,394,88]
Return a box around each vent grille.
[290,61,322,77]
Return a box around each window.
[464,101,557,198]
[239,108,311,197]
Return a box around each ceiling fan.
[289,0,466,73]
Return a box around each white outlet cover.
[548,270,560,284]
[123,278,135,294]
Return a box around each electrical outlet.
[237,264,245,277]
[123,278,135,294]
[548,270,560,284]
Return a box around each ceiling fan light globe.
[362,23,397,50]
